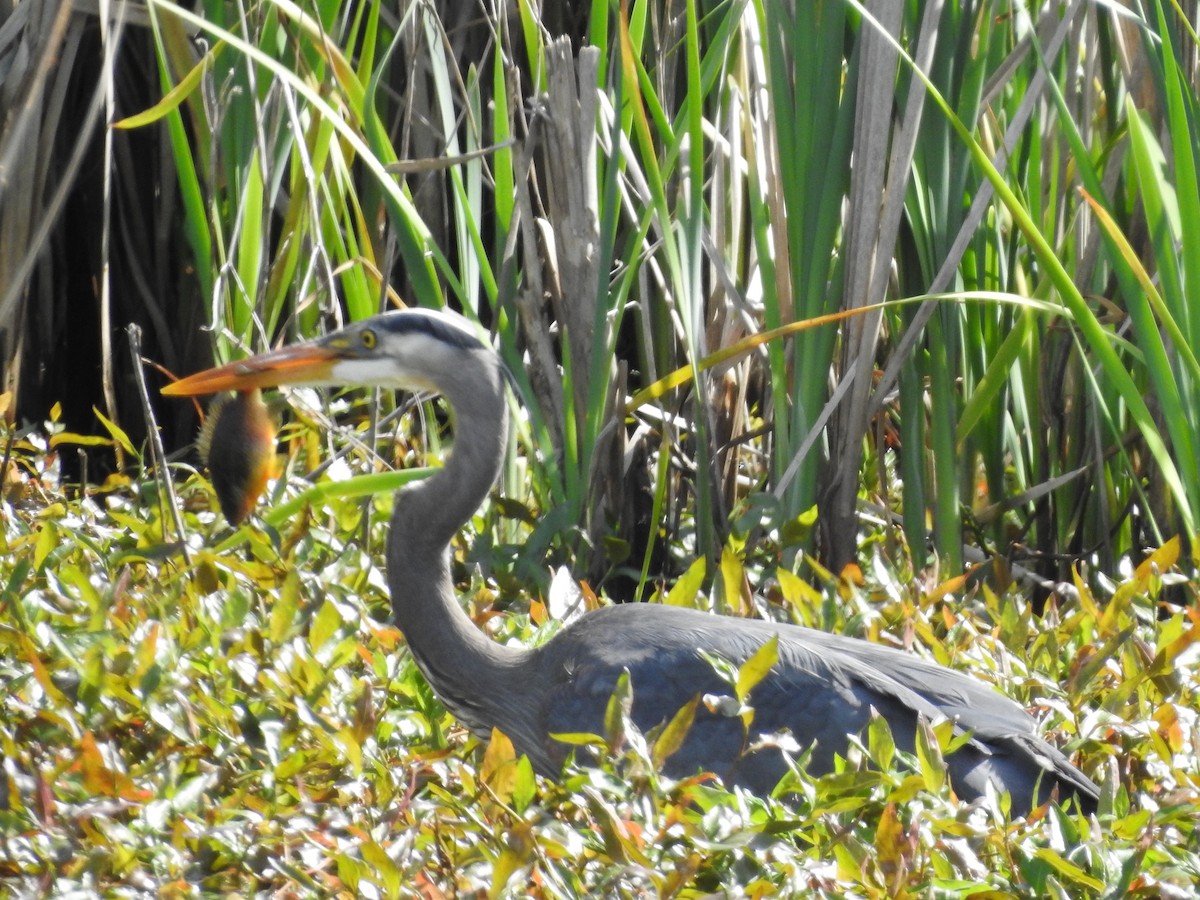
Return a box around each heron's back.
[527,603,1096,811]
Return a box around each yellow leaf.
[874,803,907,878]
[48,432,114,449]
[1135,536,1180,581]
[480,728,518,805]
[131,623,160,681]
[925,571,969,601]
[336,726,363,774]
[665,556,706,607]
[652,695,700,768]
[603,670,633,752]
[92,406,137,457]
[99,472,133,492]
[867,713,896,771]
[1072,564,1103,623]
[735,634,779,704]
[776,568,822,622]
[719,545,745,615]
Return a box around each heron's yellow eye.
[361,329,377,350]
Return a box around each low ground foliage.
[2,426,1199,898]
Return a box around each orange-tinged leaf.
[76,732,151,801]
[1160,610,1200,666]
[1153,704,1185,753]
[131,622,160,681]
[925,572,968,600]
[840,562,865,586]
[874,803,907,877]
[412,871,450,900]
[528,599,548,627]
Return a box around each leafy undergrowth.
[2,438,1200,898]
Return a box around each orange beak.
[162,344,339,396]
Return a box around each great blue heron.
[164,308,1100,814]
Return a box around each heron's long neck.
[385,352,529,738]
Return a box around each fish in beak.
[164,342,337,523]
[194,389,277,525]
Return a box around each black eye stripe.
[374,310,483,352]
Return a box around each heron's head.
[162,308,489,397]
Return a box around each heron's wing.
[532,603,1096,808]
[535,604,953,777]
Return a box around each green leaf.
[603,669,633,753]
[113,41,220,129]
[269,570,302,644]
[914,717,947,795]
[359,839,403,897]
[1032,848,1106,891]
[34,522,57,571]
[652,694,700,768]
[309,598,342,651]
[867,712,896,773]
[547,731,606,748]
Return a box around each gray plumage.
[268,309,1103,814]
